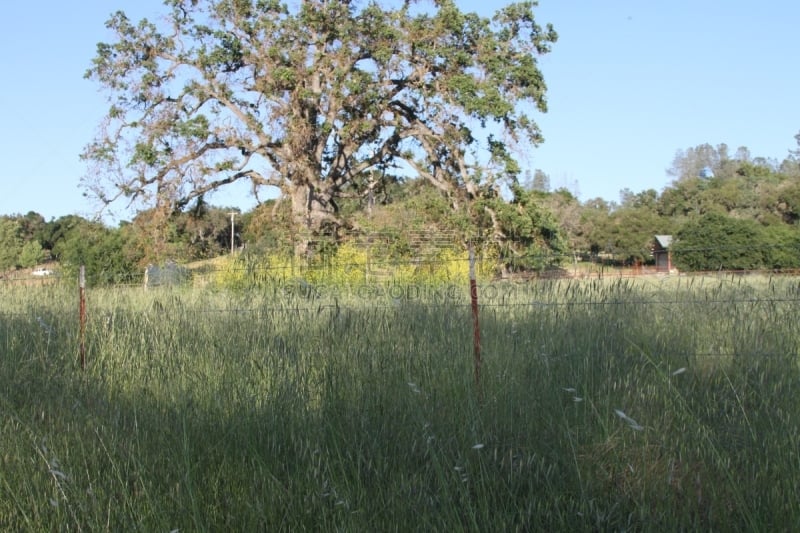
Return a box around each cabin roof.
[654,235,673,249]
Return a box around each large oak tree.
[83,0,556,253]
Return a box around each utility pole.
[228,212,237,254]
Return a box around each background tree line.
[4,133,800,283]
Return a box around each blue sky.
[1,0,798,222]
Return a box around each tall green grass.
[1,275,799,530]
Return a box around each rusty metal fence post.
[469,244,481,398]
[79,265,86,370]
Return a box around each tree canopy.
[83,0,557,253]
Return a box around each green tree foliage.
[0,217,24,271]
[619,188,658,210]
[567,189,674,264]
[50,216,143,285]
[610,210,672,264]
[661,143,788,220]
[539,187,584,250]
[657,177,705,218]
[581,197,674,264]
[672,213,769,271]
[170,201,241,260]
[0,212,50,271]
[17,211,47,245]
[40,215,84,252]
[760,224,800,269]
[476,182,566,273]
[773,182,800,224]
[240,199,295,256]
[83,0,557,254]
[18,240,45,269]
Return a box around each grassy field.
[1,275,799,531]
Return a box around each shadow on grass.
[1,290,799,531]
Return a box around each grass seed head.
[615,409,644,431]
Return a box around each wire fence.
[3,255,799,351]
[4,230,800,281]
[3,240,800,319]
[3,259,800,288]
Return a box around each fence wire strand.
[2,277,799,362]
